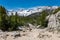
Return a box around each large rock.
[48,11,60,30]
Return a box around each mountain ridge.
[7,6,58,16]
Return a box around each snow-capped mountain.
[7,6,58,16]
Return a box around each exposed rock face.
[48,11,60,30]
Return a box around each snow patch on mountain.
[7,6,58,16]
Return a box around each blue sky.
[0,0,60,9]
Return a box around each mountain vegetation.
[0,6,60,31]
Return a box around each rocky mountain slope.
[1,6,60,40]
[47,11,60,31]
[7,6,58,16]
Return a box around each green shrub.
[0,6,49,31]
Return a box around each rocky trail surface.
[0,28,60,40]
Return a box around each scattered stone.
[10,31,21,38]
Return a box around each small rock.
[11,31,21,38]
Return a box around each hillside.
[0,6,60,40]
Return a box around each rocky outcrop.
[47,11,60,31]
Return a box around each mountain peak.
[7,6,59,16]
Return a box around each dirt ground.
[0,29,60,40]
